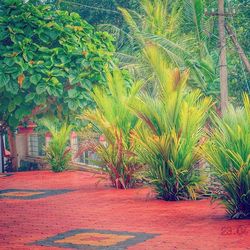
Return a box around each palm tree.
[203,94,250,218]
[41,119,72,172]
[115,0,218,96]
[81,68,143,189]
[130,46,213,200]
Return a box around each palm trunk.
[218,0,228,113]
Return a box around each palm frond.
[41,119,72,172]
[130,49,212,200]
[80,68,143,189]
[203,94,250,218]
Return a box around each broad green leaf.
[68,100,78,111]
[30,74,42,84]
[34,95,46,105]
[0,74,10,88]
[8,102,16,112]
[6,80,18,94]
[68,89,77,98]
[25,93,36,102]
[13,95,23,105]
[8,115,19,128]
[36,83,46,94]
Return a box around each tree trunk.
[0,134,4,173]
[225,23,250,74]
[7,128,18,171]
[218,0,228,113]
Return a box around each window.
[75,137,100,166]
[28,134,45,157]
[79,150,98,165]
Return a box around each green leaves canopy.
[0,0,114,129]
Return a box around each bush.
[203,94,250,219]
[42,119,72,172]
[82,68,143,189]
[131,46,212,200]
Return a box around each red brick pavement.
[0,171,249,250]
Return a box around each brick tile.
[0,171,249,250]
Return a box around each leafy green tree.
[0,0,114,130]
[52,0,140,27]
[224,0,250,102]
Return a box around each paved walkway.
[0,171,249,250]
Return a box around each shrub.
[203,94,250,219]
[131,46,212,200]
[82,68,143,189]
[42,119,72,172]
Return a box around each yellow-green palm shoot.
[42,119,72,172]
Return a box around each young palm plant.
[42,119,72,172]
[203,94,250,219]
[130,46,213,200]
[81,68,143,189]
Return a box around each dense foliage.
[82,68,142,189]
[205,0,250,101]
[115,0,218,98]
[61,0,249,104]
[0,0,114,129]
[56,0,139,27]
[203,94,250,218]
